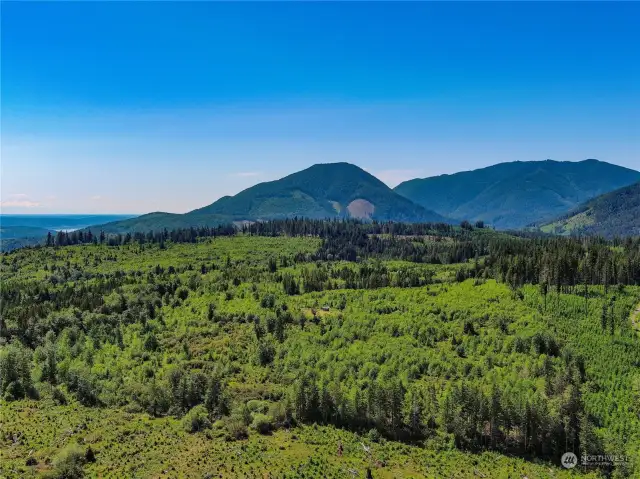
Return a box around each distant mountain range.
[93,162,449,234]
[0,214,134,251]
[4,160,639,247]
[0,225,54,252]
[539,181,640,238]
[394,159,640,229]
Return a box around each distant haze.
[2,2,638,214]
[0,215,135,231]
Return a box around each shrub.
[182,405,211,433]
[143,333,159,352]
[85,447,96,463]
[225,417,248,440]
[234,403,252,426]
[65,368,99,406]
[251,413,273,435]
[48,444,86,479]
[52,387,68,405]
[246,399,269,414]
[176,287,189,301]
[3,381,26,401]
[269,401,293,428]
[367,428,381,443]
[260,294,276,308]
[257,341,275,366]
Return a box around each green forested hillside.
[0,226,53,252]
[394,159,640,229]
[540,182,640,238]
[1,221,639,478]
[192,163,446,223]
[91,163,448,235]
[76,160,640,236]
[88,212,234,235]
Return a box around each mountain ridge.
[394,159,640,229]
[539,181,640,238]
[90,162,450,234]
[191,162,446,221]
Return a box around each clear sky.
[2,2,638,214]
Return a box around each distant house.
[321,305,330,312]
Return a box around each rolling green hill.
[87,212,232,235]
[540,181,640,238]
[89,163,450,234]
[0,226,53,251]
[394,159,640,230]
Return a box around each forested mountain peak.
[190,161,443,222]
[81,162,449,235]
[394,159,640,230]
[67,160,639,237]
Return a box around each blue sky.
[2,2,638,214]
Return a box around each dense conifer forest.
[1,219,639,478]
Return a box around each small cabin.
[321,305,330,312]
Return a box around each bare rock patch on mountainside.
[347,199,375,219]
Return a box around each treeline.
[483,236,640,289]
[41,218,473,249]
[240,218,468,238]
[281,262,436,295]
[260,220,640,288]
[34,219,640,290]
[303,223,640,287]
[13,218,640,295]
[290,351,592,458]
[45,224,237,248]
